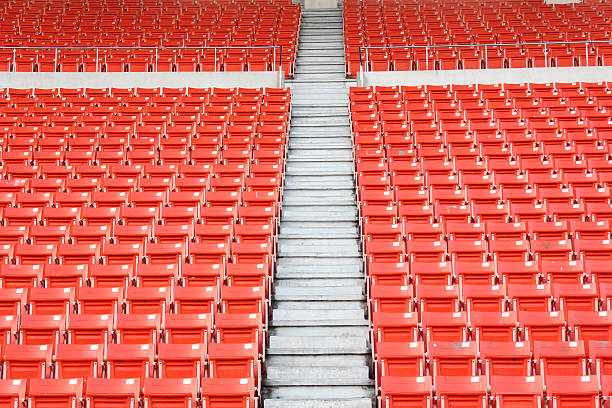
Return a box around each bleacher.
[0,86,288,407]
[352,82,612,407]
[344,0,612,77]
[0,0,300,77]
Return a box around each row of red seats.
[370,280,608,314]
[368,258,612,285]
[0,261,263,289]
[344,0,612,76]
[0,377,259,408]
[381,374,604,408]
[376,339,608,374]
[0,86,290,98]
[365,235,612,263]
[353,82,612,100]
[4,50,290,75]
[368,219,612,240]
[0,0,300,77]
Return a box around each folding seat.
[88,263,133,288]
[42,263,88,289]
[404,222,442,241]
[54,343,103,379]
[0,378,25,406]
[574,239,612,262]
[436,375,487,408]
[41,206,81,227]
[568,311,612,352]
[125,286,170,315]
[207,342,260,385]
[66,309,113,344]
[415,284,460,313]
[201,378,257,408]
[380,376,433,408]
[507,283,553,313]
[519,311,567,344]
[0,264,42,289]
[3,343,53,379]
[490,375,544,408]
[26,378,84,407]
[375,341,425,380]
[486,222,527,241]
[142,377,198,408]
[3,207,41,226]
[215,313,264,347]
[421,311,468,343]
[106,343,154,379]
[181,262,224,288]
[56,243,101,265]
[27,286,74,315]
[112,225,151,246]
[527,221,569,240]
[80,207,120,227]
[454,261,496,286]
[0,287,26,316]
[115,313,160,345]
[541,259,585,285]
[230,242,272,264]
[571,220,610,239]
[163,313,212,345]
[220,286,266,316]
[462,283,507,312]
[365,241,404,263]
[533,340,587,377]
[431,189,466,207]
[545,376,599,408]
[370,285,413,313]
[554,282,599,313]
[367,262,409,288]
[531,239,573,262]
[158,343,207,379]
[471,309,519,343]
[489,240,530,262]
[447,240,488,263]
[405,240,446,262]
[589,339,612,376]
[160,206,198,226]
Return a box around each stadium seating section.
[0,86,289,407]
[0,0,300,77]
[344,0,612,77]
[352,82,612,407]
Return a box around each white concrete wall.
[358,66,612,87]
[304,0,338,9]
[0,71,284,88]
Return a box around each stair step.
[266,366,370,381]
[264,399,373,408]
[270,325,369,337]
[263,385,375,399]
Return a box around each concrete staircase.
[262,6,374,408]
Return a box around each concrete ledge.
[358,66,612,87]
[0,71,284,88]
[304,0,338,9]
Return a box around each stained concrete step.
[266,354,369,368]
[264,399,373,408]
[263,385,374,399]
[274,278,364,287]
[266,366,370,381]
[270,324,369,337]
[272,308,365,322]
